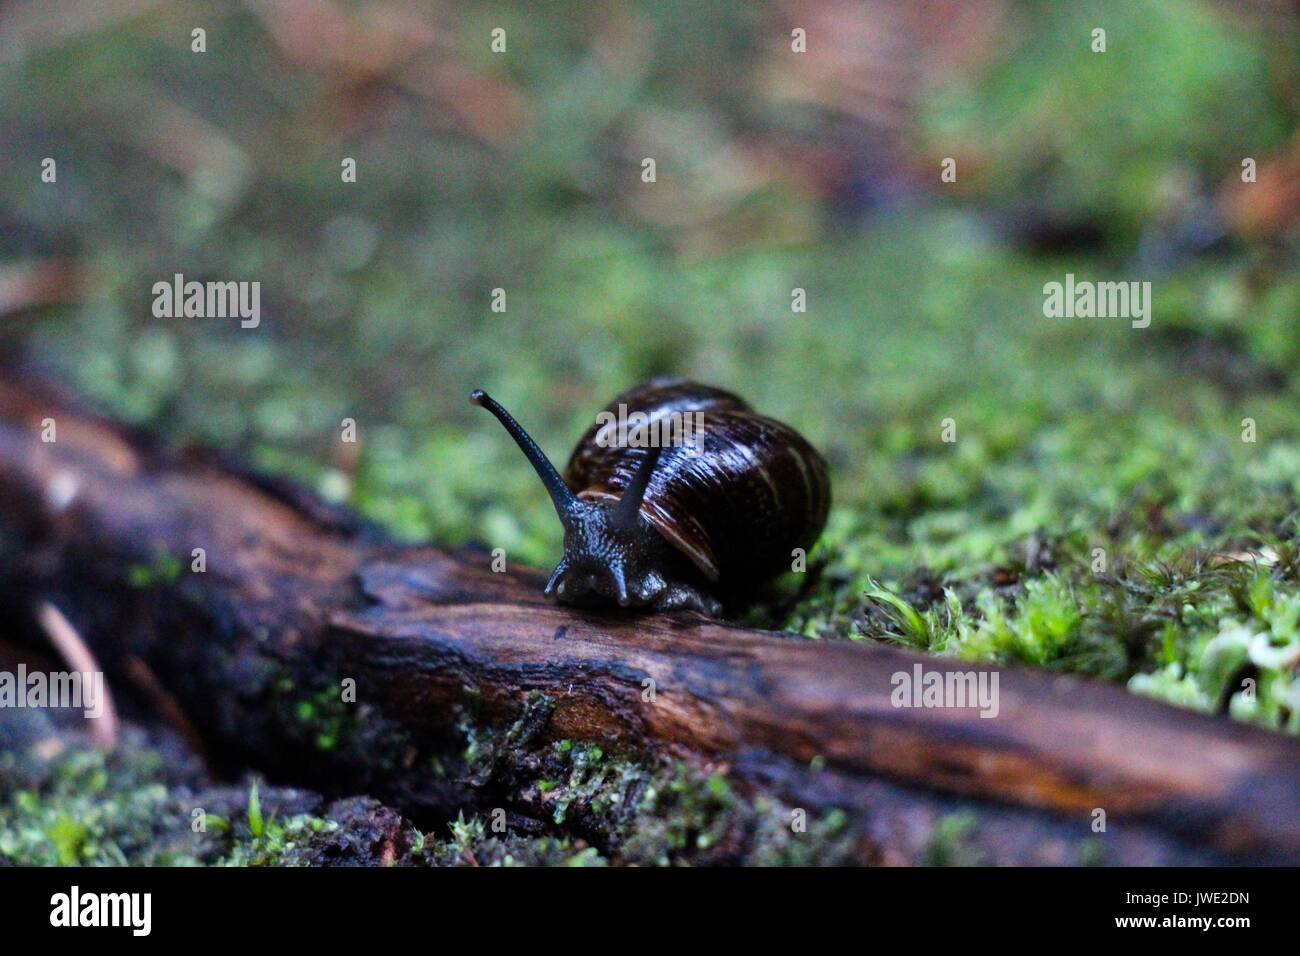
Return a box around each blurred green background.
[2,0,1299,727]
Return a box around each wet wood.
[0,369,1297,864]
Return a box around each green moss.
[420,691,865,865]
[844,545,1300,733]
[1080,838,1106,867]
[925,813,982,867]
[272,676,412,764]
[246,781,264,838]
[220,811,340,867]
[0,747,187,866]
[419,827,608,867]
[126,551,184,589]
[550,742,613,826]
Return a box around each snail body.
[471,379,830,615]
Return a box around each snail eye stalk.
[471,389,580,525]
[612,445,662,531]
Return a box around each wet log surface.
[1,369,1298,864]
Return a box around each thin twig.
[35,600,119,749]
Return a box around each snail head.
[471,389,673,608]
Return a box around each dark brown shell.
[564,379,831,589]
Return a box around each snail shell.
[565,379,830,592]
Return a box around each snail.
[470,379,830,615]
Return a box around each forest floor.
[1,0,1297,864]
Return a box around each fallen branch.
[1,369,1298,864]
